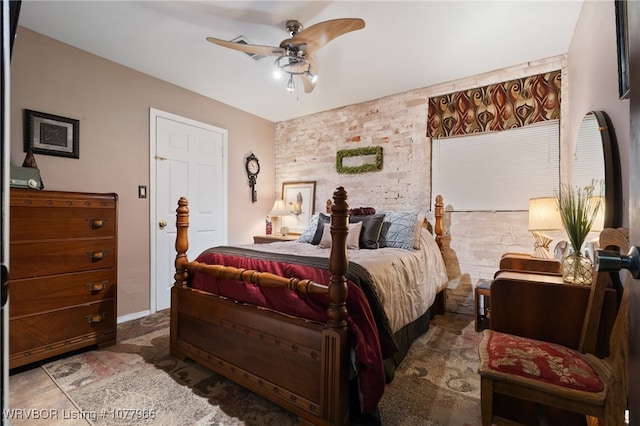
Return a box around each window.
[431,120,560,211]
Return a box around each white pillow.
[318,222,362,250]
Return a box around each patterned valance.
[427,70,561,138]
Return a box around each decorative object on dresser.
[556,183,603,285]
[23,109,79,159]
[268,199,290,236]
[8,189,117,369]
[528,196,562,259]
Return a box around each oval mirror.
[571,111,622,228]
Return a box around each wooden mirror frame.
[592,110,623,228]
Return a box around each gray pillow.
[311,212,331,245]
[349,214,385,249]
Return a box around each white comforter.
[241,229,449,333]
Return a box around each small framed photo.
[281,181,316,234]
[24,109,79,158]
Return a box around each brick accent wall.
[275,55,569,314]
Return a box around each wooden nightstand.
[253,234,298,244]
[498,252,561,275]
[474,279,491,331]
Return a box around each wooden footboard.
[171,187,351,425]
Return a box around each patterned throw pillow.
[378,211,419,251]
[296,214,319,243]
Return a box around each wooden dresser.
[8,189,118,368]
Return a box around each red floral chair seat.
[479,330,604,393]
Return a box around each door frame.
[148,107,228,314]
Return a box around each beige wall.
[568,0,630,225]
[10,28,276,319]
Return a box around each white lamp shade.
[269,199,289,216]
[528,197,563,231]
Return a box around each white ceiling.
[17,1,584,123]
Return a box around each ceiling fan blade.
[291,18,365,52]
[288,56,317,93]
[206,37,284,57]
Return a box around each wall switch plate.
[138,185,147,199]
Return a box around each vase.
[561,251,593,285]
[265,222,272,235]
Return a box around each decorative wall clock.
[245,153,260,202]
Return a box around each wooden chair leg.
[480,376,494,426]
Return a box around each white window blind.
[431,120,560,211]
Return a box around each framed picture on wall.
[615,0,630,99]
[24,109,80,158]
[281,181,316,234]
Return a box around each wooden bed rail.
[174,186,351,328]
[183,262,330,295]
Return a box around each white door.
[150,108,227,312]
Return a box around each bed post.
[174,196,190,287]
[433,194,444,250]
[171,196,190,361]
[321,186,350,425]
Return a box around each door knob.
[159,220,167,229]
[596,246,640,278]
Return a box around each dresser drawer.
[10,239,116,279]
[10,205,116,241]
[9,269,115,318]
[9,300,116,354]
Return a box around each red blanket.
[191,248,385,413]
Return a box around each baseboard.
[117,309,151,324]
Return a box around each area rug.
[42,311,482,425]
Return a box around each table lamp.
[528,197,563,259]
[269,199,290,236]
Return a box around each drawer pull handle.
[86,313,106,324]
[88,251,107,261]
[87,281,108,293]
[88,218,107,228]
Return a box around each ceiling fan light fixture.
[306,71,318,84]
[286,75,295,93]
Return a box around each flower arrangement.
[555,183,602,284]
[556,183,602,252]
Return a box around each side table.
[474,279,491,331]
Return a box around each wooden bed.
[170,187,446,425]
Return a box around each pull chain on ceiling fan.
[206,18,365,94]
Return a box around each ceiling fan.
[206,18,365,94]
